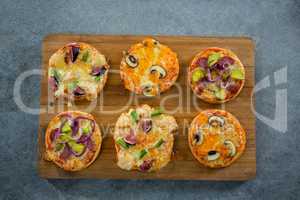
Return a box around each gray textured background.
[0,0,299,199]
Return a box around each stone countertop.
[0,0,299,199]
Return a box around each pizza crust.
[44,111,102,171]
[48,42,110,102]
[113,105,178,172]
[188,109,246,168]
[120,38,179,96]
[188,47,245,104]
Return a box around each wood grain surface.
[38,34,256,180]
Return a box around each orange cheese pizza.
[113,105,178,172]
[188,109,246,168]
[48,42,109,101]
[44,111,102,171]
[188,47,245,104]
[120,38,179,96]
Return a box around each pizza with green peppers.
[188,47,245,104]
[44,111,102,171]
[113,105,178,172]
[48,42,109,101]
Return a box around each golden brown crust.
[48,42,110,102]
[44,111,102,171]
[188,109,246,168]
[120,38,179,96]
[188,47,245,104]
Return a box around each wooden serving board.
[38,34,256,180]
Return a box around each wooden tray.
[38,34,256,180]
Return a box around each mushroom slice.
[125,54,138,68]
[207,151,220,161]
[208,116,225,127]
[150,65,167,79]
[141,82,158,97]
[224,140,236,157]
[192,131,203,145]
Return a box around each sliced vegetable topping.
[207,151,220,161]
[71,119,79,136]
[59,144,72,160]
[68,140,85,156]
[130,110,138,123]
[139,160,153,171]
[73,86,85,96]
[81,50,89,62]
[196,57,208,68]
[215,88,226,100]
[150,65,167,79]
[61,122,72,133]
[55,143,64,152]
[230,68,244,80]
[124,130,137,145]
[125,54,138,68]
[49,77,58,91]
[116,138,130,149]
[50,128,60,142]
[207,52,221,67]
[224,140,236,157]
[57,133,73,143]
[70,44,80,63]
[151,108,162,117]
[140,119,152,133]
[193,131,203,145]
[138,149,148,159]
[91,66,107,76]
[208,116,225,127]
[82,121,92,135]
[192,68,204,83]
[154,138,164,148]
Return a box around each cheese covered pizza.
[189,47,245,103]
[44,111,102,171]
[113,105,178,172]
[120,38,179,96]
[48,42,109,101]
[188,109,246,168]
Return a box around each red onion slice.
[196,57,208,68]
[50,128,60,142]
[59,144,72,160]
[91,66,107,76]
[124,129,137,145]
[73,86,85,96]
[139,160,153,171]
[48,77,58,91]
[140,119,152,133]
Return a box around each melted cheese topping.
[48,42,109,100]
[189,109,246,168]
[120,38,179,96]
[114,105,178,172]
[44,111,102,171]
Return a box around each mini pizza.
[188,47,245,103]
[44,111,102,171]
[188,109,246,168]
[113,105,178,172]
[120,38,179,96]
[48,42,109,101]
